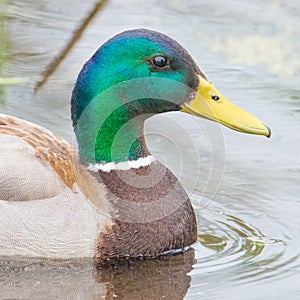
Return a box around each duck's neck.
[72,83,153,164]
[78,105,151,164]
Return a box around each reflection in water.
[34,0,109,93]
[190,207,299,298]
[0,251,195,299]
[95,252,195,300]
[197,212,270,267]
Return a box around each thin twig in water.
[34,0,109,94]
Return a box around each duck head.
[71,29,270,164]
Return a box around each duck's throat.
[75,103,151,164]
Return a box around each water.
[1,0,300,299]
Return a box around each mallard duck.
[0,29,270,261]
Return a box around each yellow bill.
[181,75,271,137]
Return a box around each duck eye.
[152,55,168,68]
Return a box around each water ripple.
[190,204,299,295]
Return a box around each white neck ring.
[87,155,156,172]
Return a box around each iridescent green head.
[71,29,270,164]
[71,29,201,163]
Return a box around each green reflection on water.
[0,1,24,103]
[221,214,266,258]
[198,214,267,258]
[198,234,227,252]
[0,1,8,61]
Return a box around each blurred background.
[1,0,300,299]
